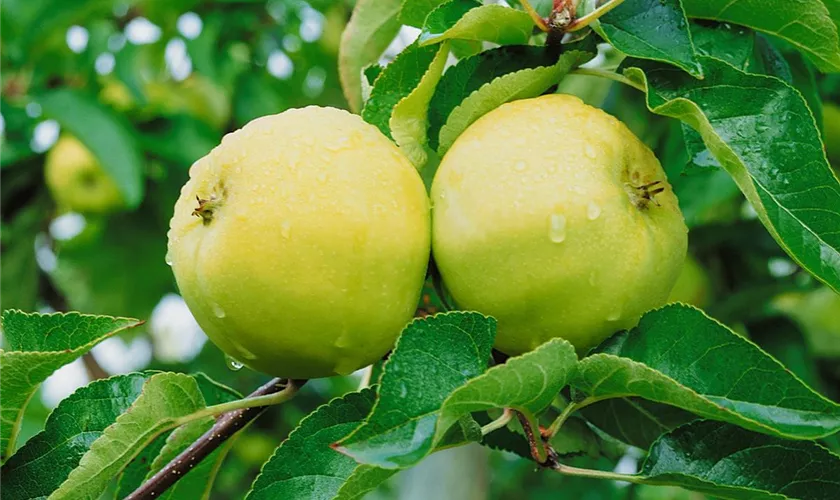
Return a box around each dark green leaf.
[598,0,702,77]
[336,312,496,468]
[573,304,840,440]
[637,420,840,499]
[248,389,395,500]
[626,56,840,293]
[682,0,840,72]
[50,373,205,499]
[362,42,441,139]
[1,374,149,500]
[428,45,560,150]
[0,311,143,460]
[580,398,696,450]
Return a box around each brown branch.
[514,410,558,468]
[124,378,306,500]
[81,353,108,380]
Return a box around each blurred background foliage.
[1,1,839,498]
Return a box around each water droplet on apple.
[584,144,596,158]
[606,305,622,321]
[212,303,226,318]
[280,220,292,239]
[317,172,327,183]
[548,213,567,243]
[514,160,526,171]
[225,355,243,371]
[587,201,601,220]
[164,251,173,266]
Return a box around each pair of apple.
[167,95,688,379]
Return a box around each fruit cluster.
[166,96,688,379]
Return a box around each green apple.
[823,101,840,165]
[775,287,840,358]
[167,106,430,379]
[667,254,712,308]
[44,136,125,214]
[432,94,688,355]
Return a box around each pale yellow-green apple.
[44,136,125,214]
[667,254,712,308]
[167,107,430,379]
[775,287,840,358]
[432,94,688,355]
[823,101,840,168]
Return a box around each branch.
[124,378,306,500]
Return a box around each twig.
[124,378,306,500]
[81,353,109,380]
[480,409,514,435]
[514,409,553,466]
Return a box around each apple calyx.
[626,180,666,210]
[192,194,222,224]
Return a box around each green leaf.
[141,374,241,500]
[573,304,840,440]
[38,89,144,208]
[0,311,143,461]
[418,0,533,47]
[0,374,150,500]
[248,389,395,500]
[597,0,702,77]
[625,57,840,293]
[437,48,593,154]
[580,398,697,449]
[335,312,496,469]
[682,0,840,73]
[362,42,441,140]
[636,420,840,498]
[400,0,451,27]
[428,45,561,150]
[437,338,578,439]
[339,0,403,112]
[113,374,240,498]
[390,42,449,168]
[0,204,42,312]
[689,21,755,70]
[49,372,205,499]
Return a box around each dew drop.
[584,144,596,159]
[212,303,226,318]
[280,220,292,239]
[225,355,243,371]
[606,305,622,322]
[548,213,567,243]
[164,251,173,266]
[514,160,526,171]
[317,172,327,183]
[587,201,602,220]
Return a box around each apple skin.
[823,101,840,166]
[667,254,712,309]
[167,107,431,379]
[775,287,840,358]
[44,136,125,214]
[431,94,688,355]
